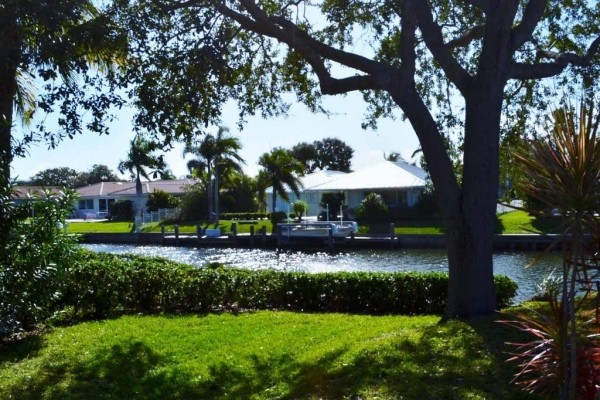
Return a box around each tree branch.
[509,35,600,79]
[410,0,472,95]
[446,24,485,49]
[510,0,546,52]
[216,0,393,94]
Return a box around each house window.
[78,199,94,210]
[99,199,115,212]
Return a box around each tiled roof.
[76,179,197,197]
[12,186,61,199]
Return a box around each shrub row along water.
[61,251,517,319]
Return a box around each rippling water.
[82,244,561,304]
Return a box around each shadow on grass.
[3,320,541,400]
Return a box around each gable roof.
[76,179,196,197]
[312,161,427,191]
[265,161,427,194]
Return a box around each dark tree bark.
[0,6,20,186]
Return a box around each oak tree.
[118,0,600,318]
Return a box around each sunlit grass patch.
[0,311,540,399]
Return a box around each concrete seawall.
[81,232,562,251]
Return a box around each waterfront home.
[266,160,428,215]
[11,185,61,206]
[75,179,195,219]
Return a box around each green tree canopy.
[0,1,127,185]
[75,164,121,187]
[29,167,79,188]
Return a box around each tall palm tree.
[184,127,245,223]
[258,148,304,213]
[0,1,126,185]
[118,135,166,227]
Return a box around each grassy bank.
[0,311,538,400]
[66,210,559,235]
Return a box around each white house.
[75,179,195,218]
[265,160,428,215]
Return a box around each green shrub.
[0,186,79,337]
[219,212,268,220]
[109,200,133,221]
[62,252,517,319]
[355,193,389,221]
[178,183,208,221]
[146,189,180,212]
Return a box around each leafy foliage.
[2,1,127,183]
[319,191,345,220]
[109,200,133,222]
[61,251,517,319]
[292,200,308,220]
[258,148,304,212]
[0,184,78,338]
[146,189,180,212]
[29,167,80,188]
[355,193,390,222]
[511,101,600,399]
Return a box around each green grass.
[66,211,560,235]
[0,311,539,400]
[66,221,137,233]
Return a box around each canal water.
[83,244,561,305]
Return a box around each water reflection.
[82,244,561,304]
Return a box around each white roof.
[265,161,427,193]
[265,169,347,194]
[310,161,427,191]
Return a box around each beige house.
[75,179,195,219]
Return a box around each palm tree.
[0,2,126,185]
[514,101,600,399]
[258,148,304,213]
[118,135,166,227]
[184,127,244,223]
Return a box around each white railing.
[142,208,177,224]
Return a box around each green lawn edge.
[0,310,540,400]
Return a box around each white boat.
[279,221,358,238]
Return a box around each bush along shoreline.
[59,251,517,320]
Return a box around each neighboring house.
[75,179,195,219]
[11,186,61,206]
[266,160,428,215]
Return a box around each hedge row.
[219,212,269,220]
[62,251,517,319]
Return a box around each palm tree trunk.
[214,169,220,224]
[271,181,277,214]
[207,165,213,222]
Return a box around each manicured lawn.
[0,311,538,400]
[66,221,136,233]
[66,211,560,235]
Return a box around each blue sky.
[11,91,420,181]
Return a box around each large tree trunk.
[444,89,502,318]
[0,7,20,187]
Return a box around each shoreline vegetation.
[0,250,548,399]
[65,210,561,235]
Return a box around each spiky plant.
[510,101,600,400]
